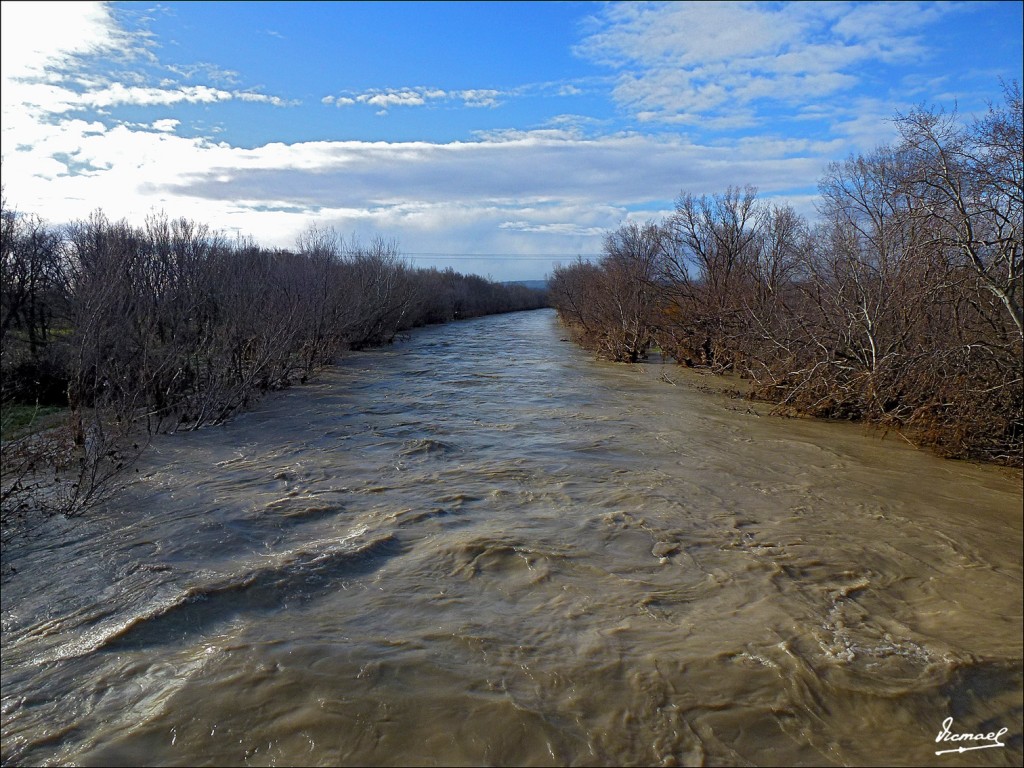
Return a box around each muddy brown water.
[2,308,1021,767]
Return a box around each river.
[2,308,1021,767]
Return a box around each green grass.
[1,403,67,441]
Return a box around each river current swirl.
[2,308,1021,766]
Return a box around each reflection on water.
[2,308,1021,766]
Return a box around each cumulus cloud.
[323,86,506,111]
[0,0,292,123]
[81,83,235,108]
[322,80,597,113]
[575,1,960,126]
[458,89,503,108]
[0,1,130,81]
[235,92,294,106]
[499,220,609,237]
[10,78,291,116]
[150,118,180,133]
[165,62,241,86]
[132,129,829,255]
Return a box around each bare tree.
[550,222,667,362]
[896,81,1023,338]
[659,185,762,368]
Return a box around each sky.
[1,1,1021,281]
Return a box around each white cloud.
[165,62,241,86]
[9,79,291,116]
[150,118,180,133]
[456,89,502,108]
[81,83,235,108]
[365,90,426,108]
[499,220,609,237]
[0,1,127,81]
[1,0,292,125]
[324,86,506,110]
[235,92,293,106]
[575,1,960,125]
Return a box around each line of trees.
[1,207,547,538]
[551,82,1022,465]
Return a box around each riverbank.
[633,354,1024,480]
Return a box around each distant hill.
[505,280,548,291]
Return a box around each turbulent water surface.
[2,308,1022,767]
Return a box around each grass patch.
[1,403,67,441]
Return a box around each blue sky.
[2,1,1021,280]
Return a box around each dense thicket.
[551,83,1022,465]
[1,209,546,535]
